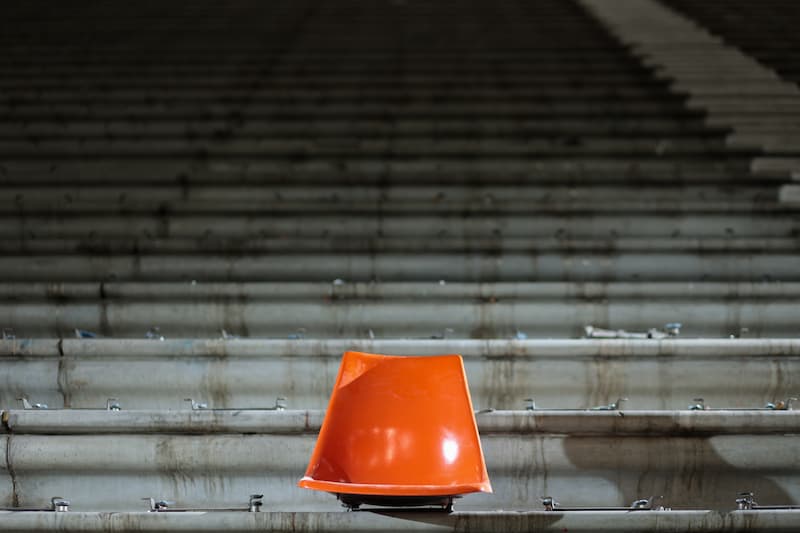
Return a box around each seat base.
[337,494,457,512]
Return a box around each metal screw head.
[689,398,706,410]
[630,498,651,510]
[541,496,556,511]
[143,497,173,511]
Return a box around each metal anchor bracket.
[18,397,48,410]
[51,497,70,512]
[184,398,208,410]
[143,494,266,513]
[267,397,287,411]
[766,397,798,410]
[592,397,628,411]
[143,498,173,512]
[541,496,666,512]
[736,491,800,511]
[249,494,263,512]
[688,398,706,410]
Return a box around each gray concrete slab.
[577,0,800,192]
[4,409,800,436]
[2,338,799,411]
[3,432,800,511]
[1,510,799,533]
[1,300,798,339]
[0,253,798,283]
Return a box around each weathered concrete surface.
[0,184,781,214]
[0,418,798,511]
[4,409,800,437]
[0,158,763,185]
[2,298,798,338]
[0,281,798,338]
[1,510,799,533]
[578,0,800,191]
[0,436,13,508]
[0,237,797,255]
[2,338,799,411]
[5,281,799,300]
[0,0,797,525]
[3,213,799,240]
[1,253,799,283]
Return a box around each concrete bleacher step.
[1,238,794,254]
[0,118,731,138]
[1,409,798,512]
[0,0,798,528]
[0,282,797,338]
[1,184,779,212]
[0,139,751,157]
[3,213,796,240]
[662,0,800,86]
[0,160,765,185]
[1,510,797,533]
[2,339,798,411]
[581,0,800,189]
[0,253,796,282]
[0,86,692,101]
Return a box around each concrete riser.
[0,433,797,512]
[2,339,798,411]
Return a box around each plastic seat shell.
[299,351,492,498]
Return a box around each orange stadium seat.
[299,351,492,509]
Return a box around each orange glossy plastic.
[298,351,492,499]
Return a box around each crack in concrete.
[3,421,19,507]
[56,337,71,408]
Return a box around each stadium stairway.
[0,0,799,531]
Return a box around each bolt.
[524,398,536,411]
[689,398,706,410]
[51,497,70,512]
[592,397,628,411]
[249,494,263,512]
[630,498,651,510]
[736,492,755,510]
[541,496,556,511]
